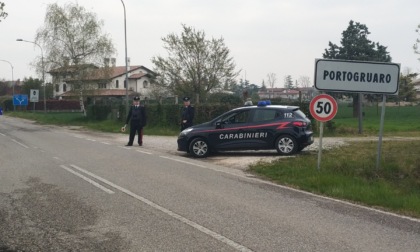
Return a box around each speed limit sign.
[310,94,338,122]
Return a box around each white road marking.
[100,142,111,145]
[60,165,114,194]
[0,133,6,137]
[11,139,29,148]
[86,138,96,142]
[160,156,207,168]
[136,150,152,155]
[69,164,252,252]
[53,157,63,161]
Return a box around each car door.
[209,109,253,150]
[246,108,283,148]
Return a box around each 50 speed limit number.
[309,94,338,122]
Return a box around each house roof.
[110,66,142,78]
[284,90,300,94]
[49,65,157,81]
[129,72,154,79]
[258,88,303,94]
[60,89,136,97]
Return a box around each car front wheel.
[189,138,210,158]
[275,135,298,155]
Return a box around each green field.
[321,104,420,136]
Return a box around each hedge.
[115,101,311,129]
[0,98,81,112]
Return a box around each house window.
[143,80,148,88]
[124,80,127,89]
[116,80,119,88]
[55,84,59,92]
[63,84,67,92]
[98,83,106,89]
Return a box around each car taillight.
[292,121,307,127]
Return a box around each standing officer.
[181,96,194,131]
[123,96,147,146]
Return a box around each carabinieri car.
[177,101,314,158]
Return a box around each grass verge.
[4,111,180,136]
[249,140,420,218]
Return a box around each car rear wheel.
[275,135,298,155]
[189,138,210,158]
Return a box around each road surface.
[1,116,419,251]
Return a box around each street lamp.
[16,38,46,113]
[0,59,14,111]
[120,0,129,113]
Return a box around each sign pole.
[310,94,338,171]
[317,122,324,171]
[358,93,363,134]
[376,95,386,170]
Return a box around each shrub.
[86,104,111,120]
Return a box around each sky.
[1,0,420,87]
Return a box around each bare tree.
[414,23,420,60]
[36,2,115,115]
[148,80,169,104]
[266,73,277,99]
[0,2,7,22]
[297,75,311,88]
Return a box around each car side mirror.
[216,122,222,129]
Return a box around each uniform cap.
[133,96,140,101]
[183,96,190,101]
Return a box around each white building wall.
[51,67,154,97]
[134,78,151,96]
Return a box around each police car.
[177,101,314,158]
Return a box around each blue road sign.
[13,94,29,106]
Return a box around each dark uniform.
[181,96,195,131]
[125,96,147,146]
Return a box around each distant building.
[413,78,420,100]
[258,87,316,101]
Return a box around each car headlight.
[179,128,193,137]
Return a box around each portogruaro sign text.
[314,59,400,94]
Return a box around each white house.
[49,60,157,101]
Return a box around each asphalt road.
[1,116,419,252]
